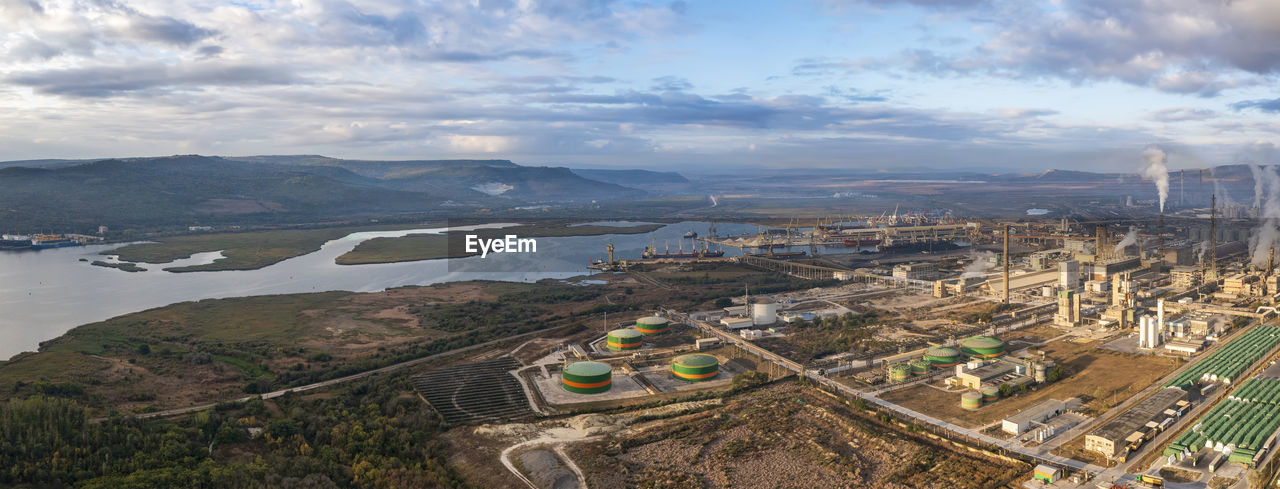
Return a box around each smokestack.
[1157,298,1164,332]
[1209,193,1218,281]
[1003,223,1010,304]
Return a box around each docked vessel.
[642,237,724,259]
[28,234,84,250]
[0,234,33,249]
[842,236,883,247]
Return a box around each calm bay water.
[0,221,769,360]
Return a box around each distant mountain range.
[0,155,667,232]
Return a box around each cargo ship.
[29,234,84,250]
[842,236,883,248]
[0,234,33,249]
[642,237,724,259]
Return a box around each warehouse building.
[1085,387,1187,457]
[1002,399,1067,435]
[956,362,1016,389]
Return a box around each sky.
[2,0,1280,171]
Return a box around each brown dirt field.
[568,383,1029,489]
[880,337,1181,427]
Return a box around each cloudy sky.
[2,0,1279,171]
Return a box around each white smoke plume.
[961,251,997,279]
[1141,146,1170,212]
[708,195,719,207]
[1211,166,1236,207]
[1250,164,1264,208]
[1196,240,1210,263]
[1113,226,1139,254]
[1250,165,1280,265]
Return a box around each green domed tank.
[960,336,1006,358]
[980,385,1001,402]
[925,346,962,367]
[635,316,670,335]
[672,354,719,381]
[606,329,643,351]
[562,361,613,394]
[910,359,931,376]
[889,364,912,382]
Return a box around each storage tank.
[889,364,912,382]
[961,392,983,410]
[980,386,1001,402]
[910,359,931,376]
[606,329,643,351]
[561,361,613,394]
[672,354,720,382]
[1034,363,1048,383]
[925,347,962,367]
[751,303,778,325]
[635,316,670,335]
[960,336,1006,358]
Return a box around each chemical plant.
[411,198,1280,489]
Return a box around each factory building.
[1085,387,1187,457]
[1171,267,1202,289]
[1092,257,1142,281]
[720,317,754,330]
[1159,246,1194,266]
[561,361,613,394]
[1059,261,1081,290]
[1222,273,1259,297]
[1002,399,1067,435]
[892,262,938,280]
[956,362,1016,389]
[1054,290,1081,327]
[1111,273,1136,309]
[1167,311,1215,337]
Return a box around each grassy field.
[334,222,663,265]
[107,223,437,271]
[879,336,1183,427]
[0,279,614,413]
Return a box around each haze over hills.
[0,155,654,233]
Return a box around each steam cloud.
[961,251,996,279]
[1213,166,1236,207]
[1141,146,1170,212]
[708,195,719,207]
[1196,240,1210,263]
[1114,226,1139,254]
[1250,165,1280,266]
